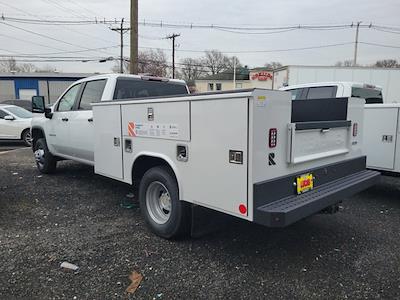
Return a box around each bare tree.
[228,56,242,70]
[334,60,353,67]
[18,63,37,73]
[138,49,168,77]
[0,57,58,73]
[203,50,230,75]
[35,65,58,73]
[0,57,18,72]
[264,61,282,69]
[374,59,399,68]
[178,58,204,82]
[112,49,168,77]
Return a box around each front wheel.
[33,138,57,174]
[139,166,190,239]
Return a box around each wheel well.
[132,156,177,186]
[20,128,30,139]
[31,127,45,147]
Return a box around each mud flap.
[190,205,234,238]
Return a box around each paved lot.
[0,149,399,299]
[0,140,28,153]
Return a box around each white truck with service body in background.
[273,65,400,103]
[281,82,400,174]
[31,74,379,238]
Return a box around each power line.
[0,2,116,48]
[0,21,117,57]
[42,0,89,19]
[359,41,400,49]
[2,15,400,32]
[0,45,119,57]
[135,42,355,54]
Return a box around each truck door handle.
[62,117,69,122]
[88,117,93,122]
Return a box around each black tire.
[139,166,190,239]
[33,138,57,174]
[21,129,32,147]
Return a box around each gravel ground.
[0,140,27,152]
[0,149,399,299]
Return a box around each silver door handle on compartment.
[88,118,93,122]
[62,118,68,122]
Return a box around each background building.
[0,73,93,104]
[195,68,273,92]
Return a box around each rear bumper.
[253,157,380,227]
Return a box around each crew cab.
[31,74,189,172]
[280,82,384,104]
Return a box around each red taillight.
[269,128,277,148]
[353,123,358,137]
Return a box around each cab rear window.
[113,78,188,100]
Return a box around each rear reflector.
[353,123,358,137]
[239,204,247,215]
[269,128,277,148]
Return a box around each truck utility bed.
[92,89,379,228]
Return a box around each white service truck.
[31,74,379,239]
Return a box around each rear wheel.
[33,138,57,174]
[139,166,190,239]
[21,129,32,147]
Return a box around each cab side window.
[79,79,107,110]
[306,86,337,99]
[57,83,82,112]
[0,109,7,119]
[289,88,305,100]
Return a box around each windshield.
[351,87,383,104]
[113,78,188,100]
[5,106,33,118]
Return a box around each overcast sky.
[0,0,399,73]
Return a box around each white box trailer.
[92,89,379,238]
[273,65,400,103]
[364,104,400,173]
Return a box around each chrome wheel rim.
[146,181,171,224]
[34,148,45,168]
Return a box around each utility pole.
[130,0,138,74]
[233,56,236,89]
[111,18,130,73]
[353,21,362,66]
[166,33,180,79]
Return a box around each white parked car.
[0,104,32,146]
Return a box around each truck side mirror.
[32,96,45,113]
[4,115,15,121]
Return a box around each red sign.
[251,71,273,81]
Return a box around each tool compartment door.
[288,123,351,164]
[364,106,399,170]
[93,105,123,180]
[184,98,248,216]
[288,98,351,164]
